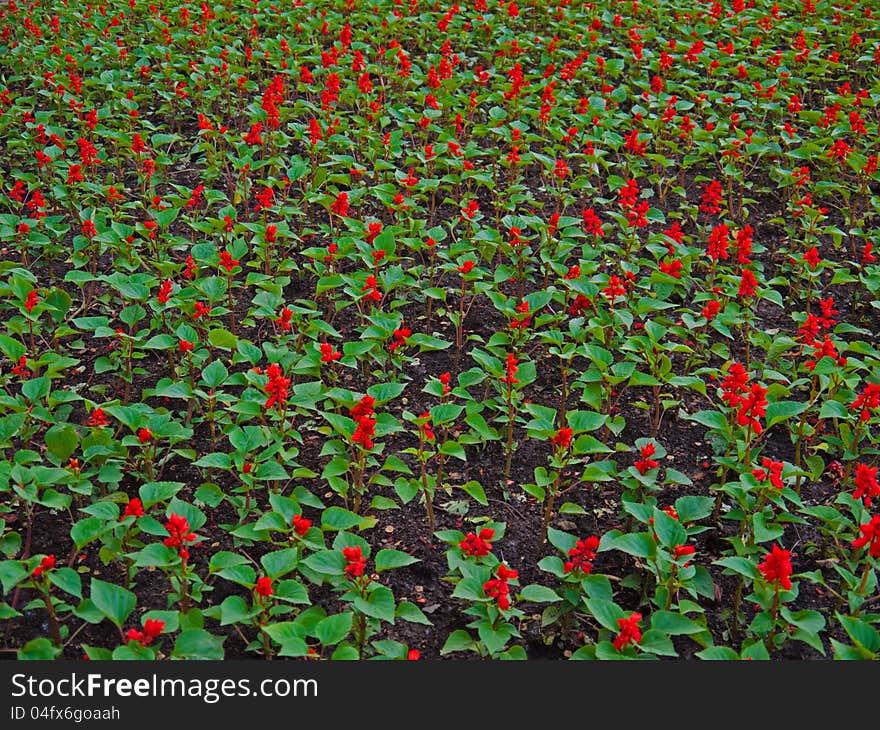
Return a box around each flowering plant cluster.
[1,0,879,661]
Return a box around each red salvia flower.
[350,395,375,421]
[551,427,573,450]
[122,498,144,519]
[460,528,495,557]
[276,307,294,331]
[32,554,56,578]
[219,250,239,273]
[700,180,724,214]
[613,612,642,651]
[564,536,600,575]
[243,122,263,145]
[500,353,519,384]
[320,342,342,362]
[331,192,350,217]
[758,544,793,590]
[736,383,768,434]
[352,415,377,450]
[707,224,730,261]
[343,546,367,578]
[483,564,519,610]
[264,363,290,410]
[439,372,452,395]
[634,442,659,474]
[738,268,758,299]
[86,408,108,427]
[852,515,880,558]
[702,300,721,320]
[753,457,784,489]
[292,514,312,536]
[803,247,821,269]
[163,514,196,559]
[156,280,173,304]
[126,619,165,647]
[417,412,435,441]
[11,356,30,378]
[850,383,880,422]
[361,274,382,303]
[24,290,39,313]
[389,326,411,352]
[853,464,880,507]
[254,576,273,600]
[602,275,626,302]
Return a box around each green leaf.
[263,621,306,646]
[130,543,178,568]
[460,480,488,505]
[321,506,363,531]
[408,333,451,351]
[45,424,78,462]
[696,646,741,660]
[354,585,396,623]
[547,526,577,554]
[765,400,808,429]
[568,410,606,432]
[650,611,705,635]
[572,434,612,454]
[139,481,184,508]
[253,461,289,481]
[375,549,419,572]
[638,629,677,656]
[753,512,784,543]
[439,440,467,460]
[261,549,299,579]
[207,328,238,350]
[90,578,136,627]
[714,556,760,580]
[0,334,26,361]
[608,532,656,558]
[441,629,476,655]
[18,637,62,660]
[302,550,346,576]
[583,598,626,632]
[200,360,228,387]
[674,496,713,523]
[22,377,51,402]
[275,580,311,605]
[70,517,107,549]
[838,614,880,653]
[652,508,687,549]
[687,410,727,429]
[172,629,225,660]
[218,596,253,625]
[519,584,562,603]
[366,382,406,404]
[314,612,354,645]
[397,601,433,626]
[48,568,82,598]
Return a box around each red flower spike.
[613,612,642,651]
[758,544,793,591]
[852,516,880,558]
[460,528,495,557]
[254,576,273,600]
[292,514,312,536]
[564,536,600,575]
[343,545,367,578]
